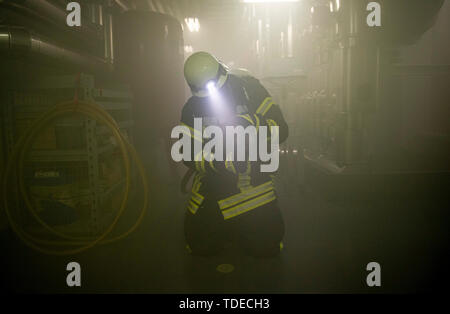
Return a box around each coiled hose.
[2,100,149,255]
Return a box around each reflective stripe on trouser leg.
[221,190,276,220]
[218,181,274,210]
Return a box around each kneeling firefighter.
[180,51,288,257]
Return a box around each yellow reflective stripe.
[225,152,236,174]
[237,161,252,190]
[256,97,271,114]
[267,119,278,127]
[187,200,199,214]
[245,161,251,175]
[195,161,200,172]
[180,128,203,143]
[237,162,252,191]
[187,205,196,214]
[192,175,198,188]
[253,114,260,131]
[194,151,206,172]
[238,174,251,181]
[225,160,236,174]
[192,190,204,201]
[261,100,274,116]
[218,181,273,210]
[188,185,204,214]
[195,160,204,173]
[209,159,217,172]
[201,158,205,173]
[181,122,202,137]
[266,119,278,140]
[191,191,204,205]
[237,114,254,125]
[256,97,274,116]
[227,161,236,174]
[237,173,251,190]
[237,177,252,191]
[238,179,251,184]
[182,129,203,143]
[181,122,203,142]
[189,200,199,209]
[192,174,203,192]
[222,191,276,220]
[193,181,201,192]
[230,163,236,174]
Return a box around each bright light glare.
[185,18,200,32]
[287,9,293,57]
[242,0,299,3]
[206,81,227,116]
[335,0,340,10]
[207,81,217,95]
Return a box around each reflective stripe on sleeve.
[191,190,204,205]
[180,122,203,142]
[192,174,203,192]
[187,200,199,214]
[266,119,279,140]
[236,114,255,125]
[256,97,274,116]
[253,114,260,131]
[267,119,278,127]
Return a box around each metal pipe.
[102,9,115,64]
[0,0,101,43]
[108,13,114,63]
[114,0,133,11]
[0,26,111,73]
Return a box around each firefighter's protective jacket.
[179,72,288,220]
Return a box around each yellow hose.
[2,100,149,255]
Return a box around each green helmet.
[184,51,228,97]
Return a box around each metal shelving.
[1,73,134,235]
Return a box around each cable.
[2,100,149,255]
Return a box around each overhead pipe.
[0,0,101,43]
[0,26,111,74]
[114,0,135,11]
